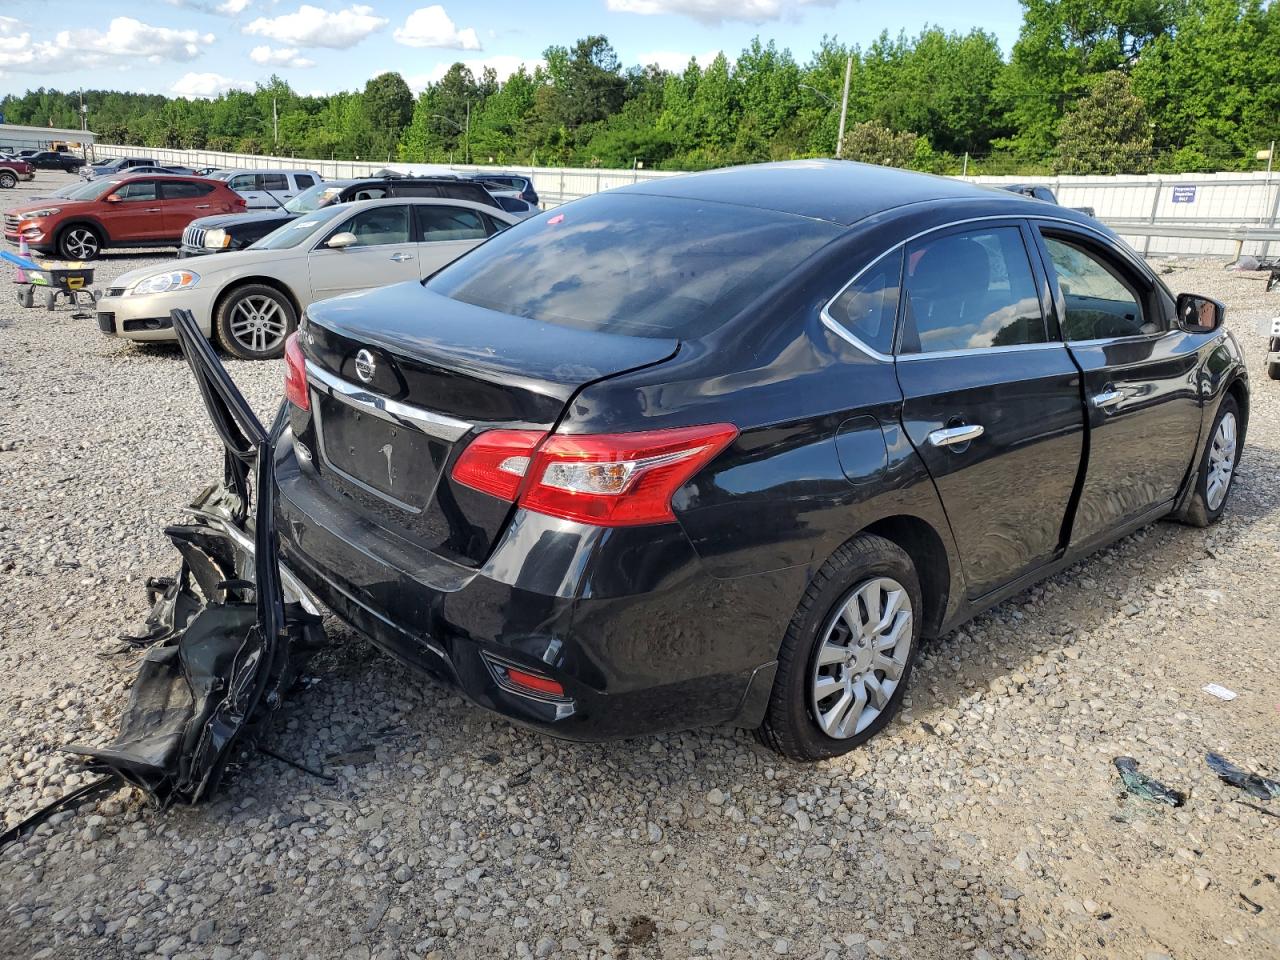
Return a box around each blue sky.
[0,0,1025,99]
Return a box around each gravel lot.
[1,169,1278,960]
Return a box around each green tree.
[1056,70,1153,173]
[363,72,414,160]
[838,120,921,167]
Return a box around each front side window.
[1041,235,1154,340]
[418,205,488,242]
[228,174,256,191]
[826,249,902,355]
[112,180,159,202]
[333,205,411,247]
[900,226,1045,353]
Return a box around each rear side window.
[294,174,316,189]
[439,184,494,207]
[428,193,841,338]
[393,182,441,198]
[160,181,215,200]
[417,205,488,241]
[900,227,1045,353]
[262,173,288,191]
[826,249,902,355]
[1041,236,1154,340]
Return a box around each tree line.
[3,0,1278,176]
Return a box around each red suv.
[5,174,245,260]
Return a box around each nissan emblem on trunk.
[354,349,376,383]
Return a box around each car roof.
[612,159,1050,227]
[330,196,518,221]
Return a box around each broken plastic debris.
[1202,683,1238,701]
[1205,752,1280,801]
[1226,255,1261,271]
[1113,756,1185,807]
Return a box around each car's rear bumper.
[271,428,788,741]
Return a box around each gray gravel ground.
[1,170,1279,960]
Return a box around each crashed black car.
[260,160,1248,761]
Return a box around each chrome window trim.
[305,359,472,442]
[896,341,1065,362]
[820,212,1155,362]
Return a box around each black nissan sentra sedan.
[270,160,1248,760]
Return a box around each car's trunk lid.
[296,282,679,565]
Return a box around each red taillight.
[504,667,565,697]
[451,423,738,527]
[283,332,309,410]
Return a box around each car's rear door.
[101,179,168,242]
[260,171,294,208]
[413,204,491,274]
[158,180,219,238]
[1030,222,1203,547]
[307,203,419,301]
[895,220,1086,599]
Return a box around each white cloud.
[405,55,544,91]
[607,0,836,25]
[217,0,252,14]
[171,71,251,98]
[394,6,480,50]
[249,44,315,67]
[0,16,215,71]
[244,4,387,49]
[635,49,723,72]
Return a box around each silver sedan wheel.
[1205,411,1237,511]
[228,294,289,355]
[62,227,99,259]
[810,576,913,739]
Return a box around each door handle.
[389,252,413,262]
[143,207,161,213]
[1092,389,1124,409]
[194,204,211,209]
[928,424,984,447]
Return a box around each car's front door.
[307,204,420,302]
[100,179,168,242]
[414,204,492,274]
[895,221,1086,599]
[1031,224,1204,547]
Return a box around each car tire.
[758,533,922,761]
[1176,393,1241,528]
[1269,338,1280,381]
[57,224,102,261]
[214,283,297,361]
[0,171,15,189]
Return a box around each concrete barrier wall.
[98,144,1280,259]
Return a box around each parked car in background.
[248,160,1247,760]
[469,172,539,206]
[179,175,500,256]
[489,193,539,219]
[998,183,1097,218]
[97,197,518,359]
[0,157,34,188]
[206,169,323,209]
[26,151,85,173]
[5,174,246,260]
[81,156,154,180]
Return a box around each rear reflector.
[504,667,565,697]
[283,332,309,411]
[452,422,738,527]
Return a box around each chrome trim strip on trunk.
[304,359,473,442]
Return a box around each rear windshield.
[427,193,840,338]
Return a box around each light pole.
[798,84,834,107]
[432,108,470,165]
[836,54,852,159]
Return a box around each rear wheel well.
[860,515,951,637]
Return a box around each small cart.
[2,250,99,311]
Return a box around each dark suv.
[469,173,539,206]
[27,151,85,173]
[179,176,499,256]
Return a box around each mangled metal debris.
[1112,756,1185,807]
[1206,752,1280,801]
[63,308,326,808]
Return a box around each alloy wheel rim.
[1205,411,1237,511]
[65,229,98,259]
[810,576,913,740]
[229,295,288,354]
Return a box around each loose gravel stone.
[1,171,1279,959]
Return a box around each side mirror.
[104,193,122,203]
[326,232,357,250]
[1176,293,1225,333]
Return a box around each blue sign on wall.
[1171,185,1197,203]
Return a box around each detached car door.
[414,204,492,274]
[307,204,420,302]
[894,221,1086,599]
[1031,223,1203,547]
[101,179,168,243]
